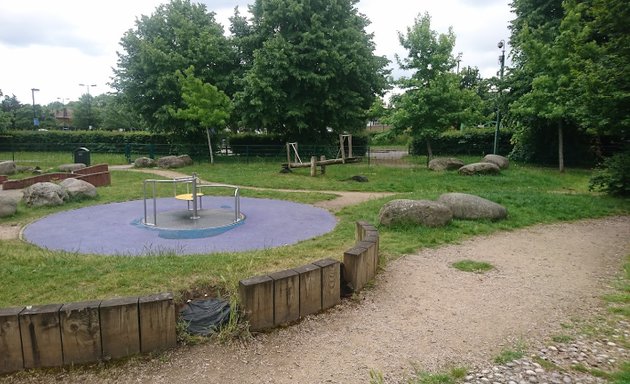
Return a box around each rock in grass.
[437,192,507,220]
[0,195,18,217]
[157,155,186,169]
[482,154,509,169]
[58,163,87,172]
[428,157,465,171]
[60,178,98,199]
[22,182,69,207]
[0,160,17,175]
[458,162,501,175]
[347,175,369,182]
[134,157,156,168]
[379,199,452,227]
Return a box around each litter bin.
[73,147,91,166]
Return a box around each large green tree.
[112,0,234,134]
[390,13,483,158]
[235,0,390,143]
[170,66,233,163]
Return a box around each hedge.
[409,128,513,157]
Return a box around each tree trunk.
[206,128,214,165]
[426,139,433,165]
[557,120,564,173]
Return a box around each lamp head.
[497,40,504,49]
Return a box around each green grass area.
[452,260,494,273]
[1,151,129,169]
[0,159,628,307]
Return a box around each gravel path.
[5,216,628,384]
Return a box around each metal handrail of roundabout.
[142,172,241,228]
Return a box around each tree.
[73,94,102,130]
[97,94,148,131]
[170,66,233,163]
[390,13,483,158]
[235,0,390,143]
[112,0,234,134]
[0,94,22,130]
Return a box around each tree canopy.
[390,13,483,157]
[234,0,390,142]
[112,0,234,134]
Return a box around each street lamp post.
[493,40,506,155]
[79,83,97,129]
[31,88,40,127]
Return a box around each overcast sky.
[0,0,513,105]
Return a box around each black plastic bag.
[179,298,231,336]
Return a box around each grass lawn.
[0,156,628,308]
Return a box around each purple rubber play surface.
[22,197,337,256]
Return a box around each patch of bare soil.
[6,216,628,384]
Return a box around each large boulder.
[58,163,87,172]
[437,193,508,221]
[379,199,452,227]
[0,195,18,217]
[482,154,509,169]
[22,182,69,207]
[458,162,501,176]
[60,178,97,199]
[428,157,465,171]
[177,154,193,166]
[157,155,186,169]
[0,160,17,175]
[134,157,156,168]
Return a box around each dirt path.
[7,216,628,384]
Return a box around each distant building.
[366,120,391,133]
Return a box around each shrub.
[409,128,513,157]
[589,151,630,196]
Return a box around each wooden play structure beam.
[282,134,362,176]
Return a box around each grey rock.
[58,163,87,172]
[0,160,17,175]
[177,154,193,166]
[22,182,69,207]
[437,192,507,220]
[157,155,186,169]
[482,154,510,169]
[428,157,465,171]
[348,175,368,182]
[458,162,501,175]
[379,199,452,227]
[60,178,97,199]
[0,195,18,217]
[134,157,156,168]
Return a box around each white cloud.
[0,0,513,105]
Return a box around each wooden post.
[269,269,299,325]
[100,297,140,360]
[60,301,102,365]
[0,307,24,374]
[20,304,64,368]
[138,293,176,353]
[320,155,326,175]
[239,275,274,331]
[293,264,322,317]
[339,134,346,162]
[286,142,291,168]
[343,245,369,292]
[310,156,317,177]
[357,240,377,283]
[313,259,341,310]
[348,134,353,158]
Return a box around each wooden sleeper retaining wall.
[239,221,379,330]
[1,164,111,190]
[0,293,175,374]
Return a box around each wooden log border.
[0,293,175,374]
[239,221,379,330]
[0,222,378,373]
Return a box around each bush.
[409,128,513,157]
[589,151,630,196]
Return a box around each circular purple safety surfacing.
[22,197,337,256]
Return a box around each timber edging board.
[0,293,175,375]
[239,221,379,330]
